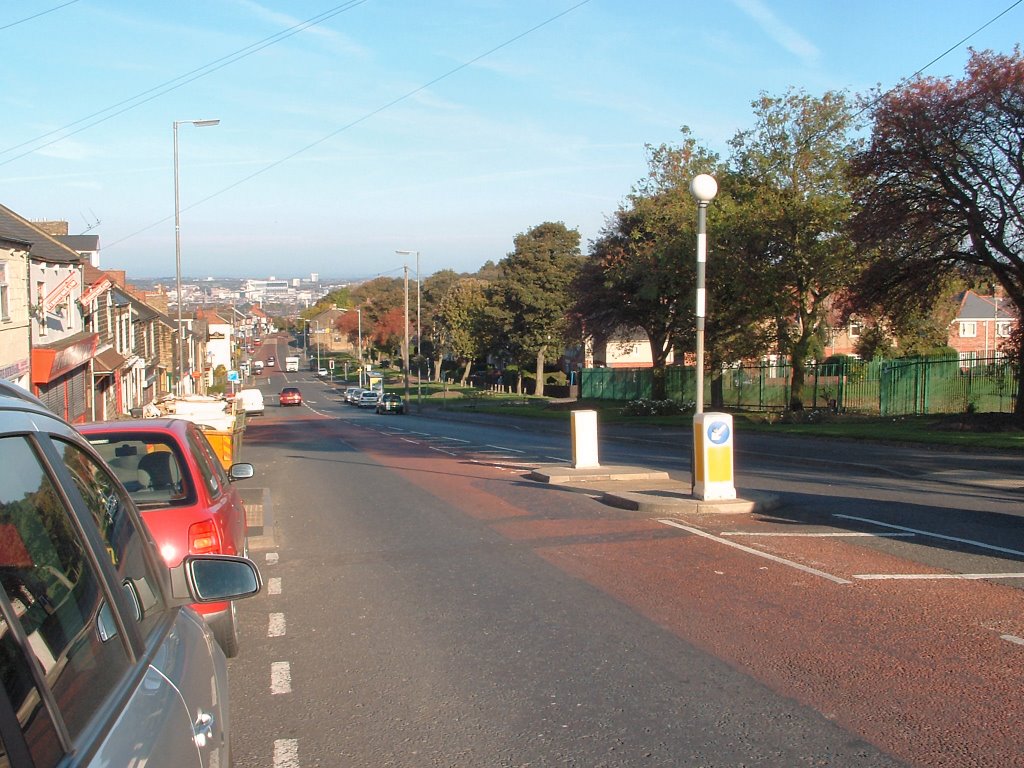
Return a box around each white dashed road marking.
[268,577,282,595]
[273,738,299,768]
[270,661,291,695]
[268,612,286,637]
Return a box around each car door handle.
[193,710,215,748]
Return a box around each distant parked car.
[279,386,303,406]
[344,387,362,404]
[358,390,381,408]
[0,381,261,768]
[376,393,405,414]
[318,368,329,377]
[80,418,256,658]
[267,356,276,367]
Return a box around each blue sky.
[1,1,1020,281]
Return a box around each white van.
[236,388,265,416]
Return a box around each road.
[227,368,1023,768]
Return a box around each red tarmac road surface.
[274,413,1024,768]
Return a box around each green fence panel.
[581,354,1017,415]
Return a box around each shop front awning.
[32,333,98,385]
[92,347,128,377]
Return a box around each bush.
[622,399,684,417]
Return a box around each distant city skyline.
[2,1,1021,279]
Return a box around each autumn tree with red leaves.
[849,48,1024,417]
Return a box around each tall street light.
[356,307,362,387]
[396,250,420,407]
[689,173,718,415]
[173,118,220,395]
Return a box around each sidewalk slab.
[527,464,671,485]
[601,485,781,516]
[525,463,780,515]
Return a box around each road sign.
[227,370,240,383]
[328,359,335,370]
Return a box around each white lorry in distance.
[285,356,299,372]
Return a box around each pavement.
[526,462,782,515]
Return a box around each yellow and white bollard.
[570,410,600,469]
[693,412,736,500]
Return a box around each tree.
[433,278,490,384]
[421,269,462,380]
[728,88,863,409]
[572,130,720,401]
[849,47,1024,417]
[489,222,582,396]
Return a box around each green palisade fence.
[581,354,1018,415]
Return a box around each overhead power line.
[0,0,79,33]
[0,0,369,165]
[103,0,594,251]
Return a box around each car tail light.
[189,520,221,554]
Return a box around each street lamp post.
[396,250,420,408]
[173,118,220,395]
[402,265,410,406]
[689,174,718,415]
[356,307,362,387]
[315,322,321,373]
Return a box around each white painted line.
[834,514,1024,558]
[429,446,457,455]
[270,661,291,694]
[268,612,286,637]
[659,519,852,585]
[486,444,525,453]
[854,572,1024,581]
[268,577,282,595]
[273,738,299,768]
[400,438,420,445]
[265,552,279,565]
[544,456,571,463]
[410,430,430,436]
[437,437,470,443]
[719,531,916,538]
[1001,634,1024,646]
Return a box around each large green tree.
[489,222,582,396]
[849,48,1024,417]
[727,88,863,409]
[433,278,490,384]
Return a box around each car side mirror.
[229,462,255,481]
[168,554,263,603]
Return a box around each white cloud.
[731,0,820,65]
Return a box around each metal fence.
[581,355,1019,415]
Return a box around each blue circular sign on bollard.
[706,420,730,445]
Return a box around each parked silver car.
[0,381,262,767]
[357,390,382,408]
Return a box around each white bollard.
[571,410,600,469]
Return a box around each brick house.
[948,290,1019,366]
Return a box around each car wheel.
[210,602,240,658]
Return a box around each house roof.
[0,204,82,264]
[56,234,99,253]
[955,291,1019,322]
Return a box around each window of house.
[996,321,1011,338]
[848,322,862,338]
[959,321,977,337]
[0,263,9,321]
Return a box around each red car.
[80,418,254,657]
[279,386,303,406]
